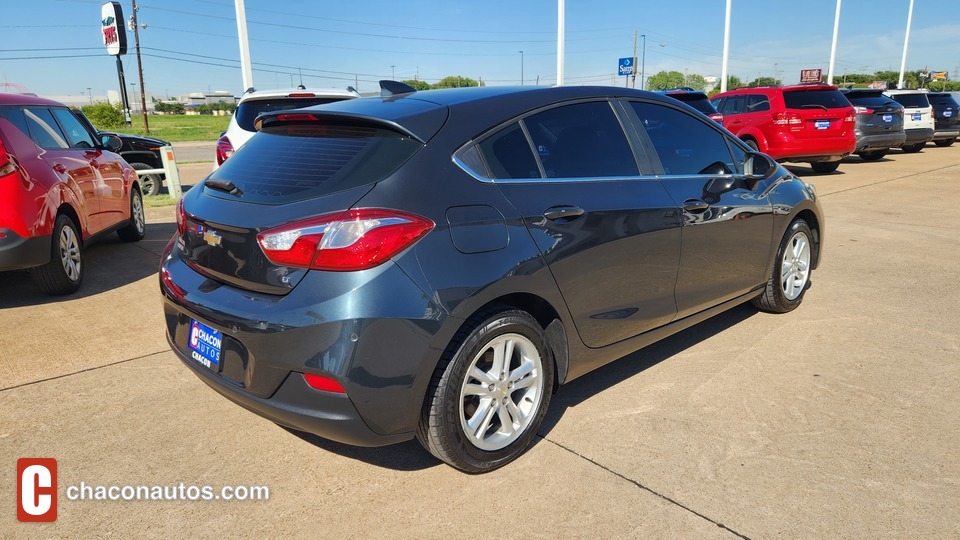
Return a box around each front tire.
[857,150,887,161]
[810,161,840,174]
[900,143,925,153]
[117,187,146,242]
[934,138,955,147]
[418,308,554,473]
[752,219,815,313]
[30,214,83,295]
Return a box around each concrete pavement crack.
[538,435,751,539]
[0,350,168,393]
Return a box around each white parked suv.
[883,89,935,153]
[214,87,359,169]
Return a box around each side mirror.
[100,134,123,152]
[743,151,778,181]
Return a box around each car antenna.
[380,80,418,98]
[297,67,306,90]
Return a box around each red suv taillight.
[708,112,723,124]
[257,208,434,271]
[772,112,803,126]
[215,135,234,165]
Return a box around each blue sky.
[2,0,958,98]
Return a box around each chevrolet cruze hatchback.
[161,83,824,472]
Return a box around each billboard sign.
[800,69,823,84]
[618,57,634,76]
[101,2,127,56]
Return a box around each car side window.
[719,95,746,115]
[630,102,736,176]
[23,108,69,149]
[476,122,541,180]
[51,109,96,149]
[746,95,770,112]
[523,101,639,178]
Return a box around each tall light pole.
[519,51,524,85]
[827,0,842,85]
[234,0,254,91]
[130,0,149,133]
[556,0,565,86]
[898,0,915,89]
[640,34,646,90]
[720,0,732,92]
[391,65,396,80]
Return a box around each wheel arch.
[56,203,83,245]
[794,208,821,269]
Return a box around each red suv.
[711,84,856,173]
[0,94,145,294]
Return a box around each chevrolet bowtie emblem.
[203,229,222,247]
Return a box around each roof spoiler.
[380,80,418,98]
[255,110,426,143]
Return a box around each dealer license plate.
[912,113,922,121]
[882,114,893,123]
[945,111,953,118]
[814,120,830,130]
[188,319,222,370]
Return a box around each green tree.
[432,76,481,89]
[725,75,746,90]
[80,101,124,129]
[401,79,431,91]
[645,70,685,91]
[684,73,708,92]
[749,76,778,87]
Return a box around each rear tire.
[934,138,955,147]
[900,143,925,153]
[752,219,814,313]
[131,162,162,196]
[418,307,554,473]
[857,150,887,161]
[30,214,83,295]
[742,139,760,152]
[117,188,146,242]
[810,161,840,174]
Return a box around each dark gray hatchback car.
[161,84,824,472]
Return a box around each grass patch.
[112,114,230,142]
[143,195,179,208]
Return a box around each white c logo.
[21,465,52,516]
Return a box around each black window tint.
[235,98,348,131]
[631,102,736,175]
[783,89,850,109]
[718,95,745,115]
[928,94,958,108]
[51,108,96,149]
[0,106,30,138]
[23,108,69,149]
[477,123,540,179]
[889,94,930,108]
[208,122,422,204]
[746,95,770,112]
[524,101,638,178]
[846,94,899,108]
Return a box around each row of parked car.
[660,85,959,174]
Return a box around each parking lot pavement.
[2,146,959,537]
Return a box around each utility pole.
[898,0,915,89]
[720,0,732,92]
[234,0,254,91]
[630,30,637,89]
[827,0,841,85]
[640,34,646,90]
[557,0,565,86]
[131,0,149,134]
[519,51,524,86]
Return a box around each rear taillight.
[772,112,803,126]
[709,112,724,124]
[302,373,346,393]
[176,198,187,236]
[257,208,434,271]
[843,112,856,124]
[853,106,874,115]
[215,135,234,165]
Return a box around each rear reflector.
[275,113,317,122]
[257,208,434,271]
[302,373,346,393]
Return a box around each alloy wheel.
[780,231,810,300]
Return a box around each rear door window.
[718,95,746,115]
[207,121,423,204]
[746,94,771,112]
[23,108,69,149]
[51,108,96,149]
[0,106,30,138]
[477,123,540,180]
[630,102,736,175]
[783,89,850,109]
[523,101,639,178]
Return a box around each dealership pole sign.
[101,2,127,56]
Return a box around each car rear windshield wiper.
[205,178,243,197]
[798,104,828,111]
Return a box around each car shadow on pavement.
[281,427,441,472]
[537,303,759,438]
[0,222,176,309]
[784,165,847,177]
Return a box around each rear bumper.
[766,135,856,163]
[0,230,50,271]
[903,128,934,145]
[855,131,906,152]
[932,128,959,141]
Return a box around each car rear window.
[928,94,959,108]
[783,89,850,109]
[235,97,349,131]
[206,122,423,204]
[845,94,898,108]
[668,95,718,115]
[889,94,930,109]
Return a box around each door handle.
[731,119,743,125]
[52,163,67,174]
[682,199,710,213]
[543,206,585,222]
